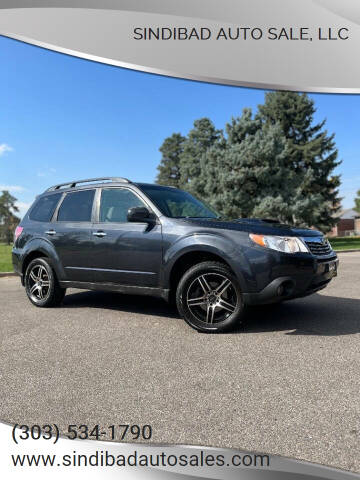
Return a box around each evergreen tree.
[257,91,341,231]
[354,189,360,214]
[0,190,19,244]
[179,118,223,195]
[155,94,342,232]
[156,133,185,187]
[200,117,322,222]
[226,108,261,144]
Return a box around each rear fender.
[21,238,66,281]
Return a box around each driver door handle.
[93,230,107,238]
[45,229,56,236]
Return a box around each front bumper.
[243,256,338,305]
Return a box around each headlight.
[249,234,309,253]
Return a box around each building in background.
[329,208,360,237]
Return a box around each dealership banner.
[0,422,359,479]
[0,0,359,92]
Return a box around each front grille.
[305,240,332,256]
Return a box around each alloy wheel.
[27,264,51,302]
[186,273,238,325]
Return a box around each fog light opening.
[277,280,295,297]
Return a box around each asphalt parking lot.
[1,252,359,473]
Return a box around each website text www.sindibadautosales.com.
[11,449,270,468]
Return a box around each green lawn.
[0,236,359,273]
[0,243,13,272]
[329,236,360,251]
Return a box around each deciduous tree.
[354,189,360,214]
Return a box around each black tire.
[176,261,244,333]
[24,257,66,307]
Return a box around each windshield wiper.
[172,215,221,219]
[184,216,219,219]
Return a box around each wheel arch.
[167,248,243,301]
[21,239,65,284]
[22,250,47,277]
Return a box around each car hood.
[177,217,323,237]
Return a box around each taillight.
[14,226,23,243]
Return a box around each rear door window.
[57,189,95,222]
[29,193,62,222]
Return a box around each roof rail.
[46,177,131,192]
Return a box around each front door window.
[100,188,146,223]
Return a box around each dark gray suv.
[12,177,338,332]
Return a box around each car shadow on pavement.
[240,294,360,336]
[63,291,360,336]
[62,290,360,336]
[62,290,180,319]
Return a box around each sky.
[0,35,359,218]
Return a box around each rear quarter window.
[29,193,62,222]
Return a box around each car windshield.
[139,185,219,219]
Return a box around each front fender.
[162,232,253,291]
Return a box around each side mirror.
[127,206,153,223]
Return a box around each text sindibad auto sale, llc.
[133,26,349,41]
